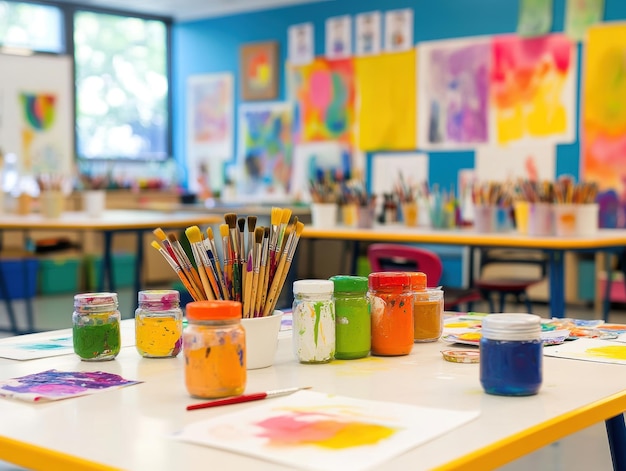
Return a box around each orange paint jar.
[183,300,246,399]
[413,289,444,342]
[368,272,413,356]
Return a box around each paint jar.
[480,313,543,396]
[368,272,414,356]
[330,275,370,360]
[72,292,121,361]
[183,300,246,399]
[292,279,335,364]
[413,288,444,343]
[135,289,183,358]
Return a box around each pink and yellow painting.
[290,58,355,145]
[490,34,576,145]
[581,23,626,206]
[176,390,479,471]
[544,338,626,365]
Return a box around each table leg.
[604,251,614,322]
[606,414,626,471]
[100,231,114,292]
[0,263,18,335]
[548,250,565,318]
[134,230,144,307]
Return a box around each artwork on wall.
[517,0,553,37]
[238,101,293,198]
[288,22,314,66]
[384,8,413,53]
[355,11,381,56]
[565,0,605,41]
[581,22,626,227]
[186,73,234,195]
[490,33,577,146]
[290,57,355,145]
[371,152,428,200]
[474,145,556,182]
[325,15,352,60]
[356,49,417,150]
[417,38,490,149]
[240,41,279,101]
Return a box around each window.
[0,1,64,53]
[74,11,169,160]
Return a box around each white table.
[0,327,625,471]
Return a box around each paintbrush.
[150,241,201,301]
[254,226,270,318]
[237,217,246,295]
[267,207,282,291]
[220,223,233,300]
[269,208,292,287]
[263,219,297,317]
[245,226,264,318]
[186,386,312,411]
[185,226,216,300]
[267,220,304,316]
[168,233,205,300]
[206,227,229,300]
[224,213,241,302]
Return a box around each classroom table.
[0,210,221,334]
[0,323,625,470]
[300,225,626,319]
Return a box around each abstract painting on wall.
[325,15,352,60]
[240,41,279,101]
[355,11,382,56]
[417,38,490,149]
[490,33,576,146]
[581,23,626,226]
[565,0,605,41]
[290,58,355,145]
[238,102,293,198]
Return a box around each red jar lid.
[368,272,411,290]
[408,272,427,291]
[186,300,242,321]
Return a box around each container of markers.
[330,275,370,360]
[135,289,183,358]
[72,292,121,361]
[183,300,246,399]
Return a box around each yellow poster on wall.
[355,49,417,151]
[582,22,626,193]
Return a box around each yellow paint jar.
[135,290,183,358]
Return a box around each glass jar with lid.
[135,289,183,358]
[330,275,370,360]
[73,292,121,361]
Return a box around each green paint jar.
[73,292,121,361]
[330,275,370,360]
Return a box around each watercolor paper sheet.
[384,9,413,52]
[0,369,141,402]
[355,11,381,56]
[0,321,136,361]
[371,152,428,199]
[290,141,349,202]
[581,23,626,203]
[544,338,626,365]
[289,23,314,66]
[490,34,577,146]
[474,145,555,182]
[417,38,490,149]
[175,390,479,471]
[517,0,553,37]
[325,15,352,60]
[565,0,605,41]
[355,49,417,151]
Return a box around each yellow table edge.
[431,390,626,471]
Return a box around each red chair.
[367,243,482,311]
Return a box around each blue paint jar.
[480,313,543,396]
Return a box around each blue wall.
[172,0,626,192]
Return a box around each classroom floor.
[0,294,624,471]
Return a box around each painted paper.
[543,338,626,365]
[355,11,382,56]
[371,152,428,198]
[290,142,350,202]
[356,50,416,150]
[418,38,490,149]
[0,370,141,402]
[175,390,480,471]
[186,73,233,194]
[491,34,576,145]
[565,0,605,41]
[238,102,293,197]
[288,23,314,66]
[384,9,413,52]
[290,58,355,144]
[517,0,553,37]
[581,23,626,223]
[474,145,555,182]
[326,15,352,60]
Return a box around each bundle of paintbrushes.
[151,207,304,318]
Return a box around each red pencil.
[186,386,311,411]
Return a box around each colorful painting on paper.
[581,23,626,226]
[290,58,355,145]
[418,38,490,149]
[238,102,293,196]
[176,390,480,471]
[490,34,576,145]
[240,42,279,101]
[565,0,605,41]
[544,338,626,365]
[0,369,141,402]
[517,0,553,37]
[20,93,56,131]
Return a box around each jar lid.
[408,272,427,291]
[74,292,118,308]
[368,272,411,291]
[481,313,541,341]
[138,289,180,304]
[186,300,242,321]
[293,279,334,295]
[330,275,368,293]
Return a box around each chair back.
[367,243,443,287]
